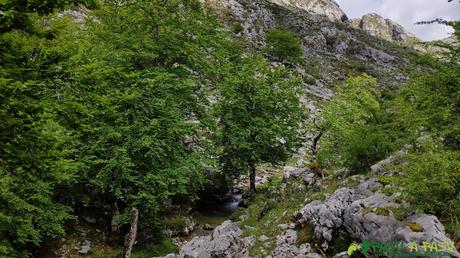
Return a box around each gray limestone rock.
[177,220,251,258]
[296,182,460,257]
[78,240,91,255]
[271,0,348,22]
[332,251,350,258]
[296,187,356,242]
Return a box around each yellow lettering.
[447,242,455,251]
[430,242,438,252]
[438,242,447,252]
[421,242,431,252]
[408,242,419,253]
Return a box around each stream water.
[221,194,243,212]
[177,193,244,243]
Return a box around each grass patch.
[297,224,315,245]
[135,238,179,257]
[445,220,460,243]
[88,237,178,258]
[163,215,187,231]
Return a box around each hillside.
[0,0,459,257]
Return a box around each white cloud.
[335,0,460,41]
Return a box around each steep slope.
[202,0,425,123]
[203,0,417,92]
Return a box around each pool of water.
[177,193,244,242]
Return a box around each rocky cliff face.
[203,0,414,94]
[270,0,347,22]
[350,13,419,45]
[349,13,459,57]
[203,0,456,60]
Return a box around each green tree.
[218,55,304,192]
[265,28,303,63]
[62,0,240,230]
[389,18,460,151]
[316,74,394,170]
[0,2,90,257]
[0,0,239,255]
[381,15,460,239]
[0,0,96,33]
[384,140,460,217]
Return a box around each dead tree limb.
[310,117,325,179]
[123,207,139,258]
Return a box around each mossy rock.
[306,161,321,170]
[375,207,390,216]
[406,222,424,232]
[361,207,390,216]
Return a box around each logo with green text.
[347,240,456,257]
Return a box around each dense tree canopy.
[0,0,305,256]
[265,28,303,63]
[218,56,304,191]
[1,0,459,256]
[316,74,394,170]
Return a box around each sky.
[335,0,460,41]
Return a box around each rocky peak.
[270,0,348,22]
[351,13,418,44]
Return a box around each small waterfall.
[222,194,243,212]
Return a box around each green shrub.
[317,74,395,171]
[231,23,244,34]
[265,28,303,63]
[305,76,316,85]
[389,141,460,217]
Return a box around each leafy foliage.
[380,21,460,225]
[388,59,460,151]
[382,140,460,217]
[218,55,304,190]
[265,28,303,63]
[0,0,237,255]
[63,0,240,227]
[0,4,88,257]
[317,74,394,170]
[0,0,96,32]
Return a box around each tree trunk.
[310,128,324,163]
[123,207,139,258]
[249,160,256,192]
[311,126,325,179]
[111,202,120,234]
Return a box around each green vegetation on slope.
[0,0,459,256]
[0,0,304,256]
[265,28,303,63]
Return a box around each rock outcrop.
[265,228,323,258]
[296,178,460,257]
[271,0,347,22]
[350,13,418,45]
[163,220,253,258]
[202,0,411,90]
